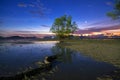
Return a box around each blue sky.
[0,0,120,37]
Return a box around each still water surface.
[0,41,117,80]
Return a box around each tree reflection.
[51,43,75,63]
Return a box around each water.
[0,41,118,80]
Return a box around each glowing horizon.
[0,0,120,37]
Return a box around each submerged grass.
[61,39,120,68]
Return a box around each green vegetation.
[61,39,120,68]
[107,0,120,19]
[50,15,78,39]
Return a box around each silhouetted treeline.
[0,36,39,41]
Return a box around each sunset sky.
[0,0,120,37]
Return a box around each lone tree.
[107,0,120,19]
[50,15,78,39]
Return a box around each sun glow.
[91,32,103,35]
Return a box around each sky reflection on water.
[0,41,117,80]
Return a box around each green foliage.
[50,15,78,39]
[107,0,120,19]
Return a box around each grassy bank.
[61,39,120,68]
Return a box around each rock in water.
[44,55,57,64]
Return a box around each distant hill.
[0,36,5,39]
[7,36,25,39]
[0,36,38,40]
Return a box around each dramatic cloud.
[75,25,120,34]
[74,29,91,34]
[18,3,27,7]
[18,0,51,17]
[87,19,120,27]
[87,25,120,32]
[18,3,35,7]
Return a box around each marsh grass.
[61,39,120,68]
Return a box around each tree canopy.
[50,15,78,39]
[107,0,120,19]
